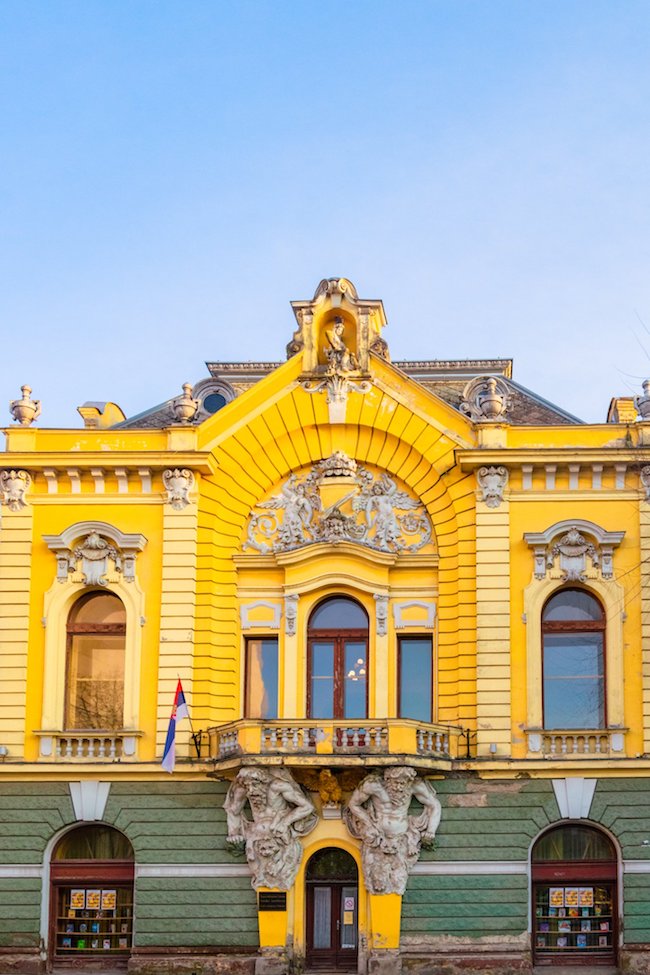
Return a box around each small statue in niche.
[324,317,358,374]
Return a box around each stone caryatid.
[224,767,318,890]
[343,766,441,895]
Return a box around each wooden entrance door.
[306,848,358,972]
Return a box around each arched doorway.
[306,847,358,972]
[49,824,134,967]
[531,824,617,966]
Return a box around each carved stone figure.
[244,454,432,555]
[224,767,317,890]
[324,317,358,374]
[171,383,199,424]
[641,466,650,502]
[460,376,511,423]
[343,766,441,895]
[9,385,41,426]
[476,466,508,508]
[0,469,31,511]
[163,468,194,510]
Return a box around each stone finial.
[635,379,650,421]
[460,376,511,423]
[9,385,41,426]
[171,383,199,424]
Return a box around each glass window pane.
[543,633,604,728]
[66,634,124,729]
[344,642,367,719]
[312,887,331,949]
[54,825,134,860]
[533,826,615,862]
[399,638,432,721]
[543,590,603,622]
[312,642,334,677]
[310,598,368,629]
[311,677,335,719]
[246,638,278,719]
[544,635,604,677]
[69,593,126,626]
[340,885,357,949]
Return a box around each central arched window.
[65,593,126,730]
[542,589,605,730]
[307,597,368,719]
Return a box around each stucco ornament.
[71,532,122,586]
[476,466,508,508]
[244,455,432,555]
[301,371,372,425]
[163,468,194,509]
[460,376,511,423]
[641,466,650,502]
[524,520,624,582]
[0,469,31,511]
[343,767,442,895]
[224,767,317,890]
[9,385,41,426]
[635,379,650,420]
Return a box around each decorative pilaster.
[0,498,33,758]
[640,500,650,752]
[475,495,511,756]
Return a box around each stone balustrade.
[35,731,140,761]
[526,729,626,758]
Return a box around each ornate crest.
[476,466,508,508]
[524,520,624,582]
[163,468,195,509]
[44,522,147,586]
[0,469,31,511]
[244,454,432,555]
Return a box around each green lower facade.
[1,774,650,973]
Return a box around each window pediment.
[524,520,624,582]
[43,521,147,586]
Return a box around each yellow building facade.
[2,278,650,974]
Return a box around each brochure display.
[533,884,614,958]
[55,886,132,956]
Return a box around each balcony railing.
[526,729,626,758]
[207,718,461,763]
[35,730,141,761]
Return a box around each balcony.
[35,730,142,762]
[526,728,626,759]
[207,718,462,770]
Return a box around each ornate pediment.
[243,454,433,555]
[524,520,624,582]
[43,521,147,586]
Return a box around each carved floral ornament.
[43,523,147,586]
[243,453,433,555]
[476,465,508,507]
[0,469,31,511]
[524,520,624,582]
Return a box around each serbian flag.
[161,680,190,773]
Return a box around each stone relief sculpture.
[343,766,441,895]
[44,524,146,585]
[224,767,318,890]
[162,468,195,510]
[0,469,31,511]
[476,465,509,508]
[244,454,432,555]
[524,520,624,582]
[324,317,358,374]
[641,465,650,502]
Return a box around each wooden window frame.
[307,628,369,720]
[64,594,126,732]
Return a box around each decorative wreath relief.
[244,453,432,555]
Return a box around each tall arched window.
[65,593,126,730]
[542,589,605,730]
[308,597,368,719]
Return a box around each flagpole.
[178,675,202,759]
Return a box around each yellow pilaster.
[0,501,33,758]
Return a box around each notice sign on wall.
[258,892,287,912]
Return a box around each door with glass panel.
[306,848,358,971]
[307,597,369,721]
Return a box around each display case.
[55,885,133,956]
[533,883,614,960]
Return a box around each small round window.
[203,392,227,414]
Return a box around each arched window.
[308,597,368,719]
[542,589,605,730]
[65,593,126,730]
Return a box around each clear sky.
[2,0,650,428]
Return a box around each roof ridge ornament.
[460,375,511,423]
[9,385,41,426]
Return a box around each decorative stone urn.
[635,379,650,420]
[9,385,41,426]
[171,383,199,424]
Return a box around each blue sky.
[2,0,650,427]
